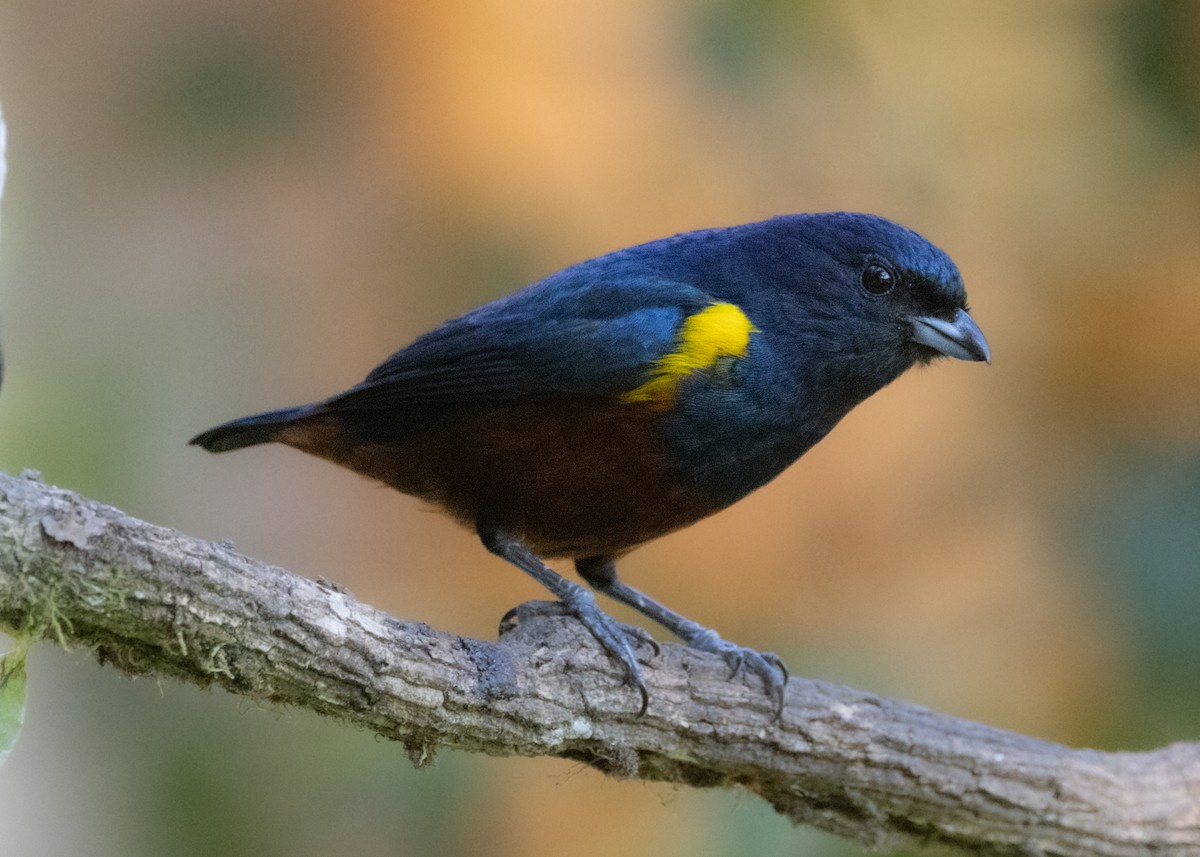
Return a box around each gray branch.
[0,470,1197,855]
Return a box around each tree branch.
[0,470,1197,855]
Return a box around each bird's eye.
[861,263,895,295]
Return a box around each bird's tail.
[189,405,315,453]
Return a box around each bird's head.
[768,213,989,390]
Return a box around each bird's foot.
[499,596,658,715]
[499,600,659,654]
[677,625,788,716]
[479,528,657,713]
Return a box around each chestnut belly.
[278,399,723,558]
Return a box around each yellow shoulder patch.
[621,302,757,408]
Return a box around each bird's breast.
[652,331,829,505]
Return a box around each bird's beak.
[909,308,991,364]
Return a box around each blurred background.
[2,1,1199,855]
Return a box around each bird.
[191,212,989,715]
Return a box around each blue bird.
[191,212,990,714]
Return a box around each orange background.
[2,3,1200,856]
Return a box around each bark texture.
[1,469,1198,855]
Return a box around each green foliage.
[1116,0,1200,144]
[0,642,28,769]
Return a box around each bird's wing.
[320,273,747,412]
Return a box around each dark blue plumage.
[191,212,989,714]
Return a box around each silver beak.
[910,308,991,363]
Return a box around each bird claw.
[623,624,661,657]
[680,628,788,716]
[499,598,657,715]
[565,597,652,715]
[500,600,658,656]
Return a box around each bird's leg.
[576,555,788,715]
[477,526,651,714]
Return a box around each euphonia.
[192,212,989,714]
